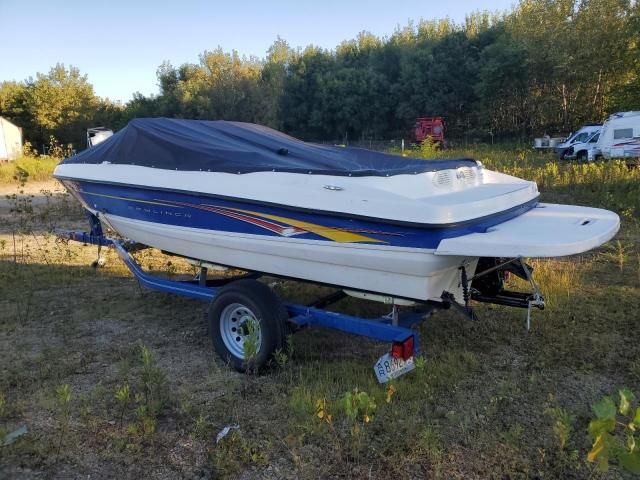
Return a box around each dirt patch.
[0,180,66,213]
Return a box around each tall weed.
[0,156,60,183]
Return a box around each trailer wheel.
[208,279,287,372]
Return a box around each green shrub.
[0,155,60,184]
[587,389,640,474]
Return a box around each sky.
[0,0,516,103]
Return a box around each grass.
[0,155,60,184]
[0,144,639,478]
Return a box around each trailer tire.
[208,279,287,372]
[576,150,588,162]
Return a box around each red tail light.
[391,336,414,360]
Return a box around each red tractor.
[412,117,445,145]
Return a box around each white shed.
[0,117,23,161]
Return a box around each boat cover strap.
[60,118,476,176]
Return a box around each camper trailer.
[589,111,640,161]
[0,117,23,161]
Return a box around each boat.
[53,118,620,306]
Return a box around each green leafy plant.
[385,384,396,404]
[288,386,315,420]
[46,135,74,159]
[139,344,167,418]
[342,388,376,435]
[55,384,72,457]
[242,320,260,372]
[602,240,628,272]
[22,141,37,157]
[416,426,444,460]
[178,400,210,440]
[273,335,295,370]
[114,384,130,430]
[545,406,575,451]
[314,398,333,426]
[587,388,640,474]
[209,429,269,475]
[414,137,439,158]
[99,345,172,452]
[113,344,169,445]
[272,348,289,368]
[193,413,209,440]
[132,392,157,440]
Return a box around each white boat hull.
[104,213,476,302]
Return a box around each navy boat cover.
[61,118,476,176]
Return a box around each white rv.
[0,117,23,161]
[589,111,640,161]
[554,124,601,159]
[563,130,601,162]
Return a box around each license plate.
[374,352,415,383]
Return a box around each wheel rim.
[219,303,262,360]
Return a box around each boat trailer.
[58,217,439,383]
[58,215,544,383]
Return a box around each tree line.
[1,0,638,150]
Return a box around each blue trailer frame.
[59,222,441,377]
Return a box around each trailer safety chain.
[459,265,471,308]
[467,256,523,283]
[89,212,105,269]
[441,291,479,321]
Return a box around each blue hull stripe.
[64,180,537,249]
